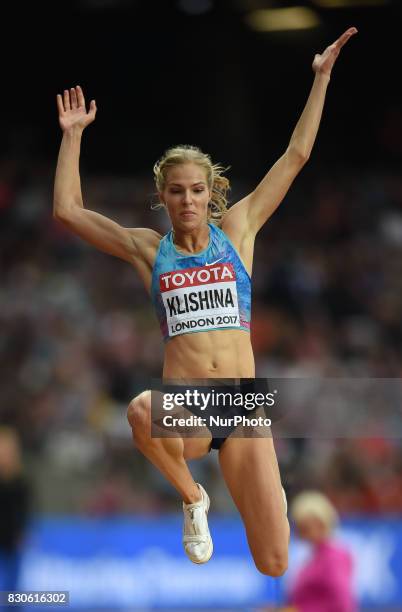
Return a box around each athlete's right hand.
[56,86,97,132]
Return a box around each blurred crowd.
[1,157,402,515]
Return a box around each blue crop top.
[151,223,251,342]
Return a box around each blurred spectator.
[284,491,356,612]
[0,427,31,591]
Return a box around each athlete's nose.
[182,191,193,206]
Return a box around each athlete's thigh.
[218,436,288,561]
[183,436,212,460]
[149,388,212,459]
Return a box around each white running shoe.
[182,483,213,564]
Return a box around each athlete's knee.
[254,548,288,577]
[127,390,152,434]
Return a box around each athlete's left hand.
[312,27,357,77]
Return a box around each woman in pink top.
[285,491,357,612]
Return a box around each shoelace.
[190,508,196,531]
[189,507,203,532]
[185,506,208,543]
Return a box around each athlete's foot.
[182,483,213,564]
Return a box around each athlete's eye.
[169,188,204,193]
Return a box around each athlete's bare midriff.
[163,328,255,379]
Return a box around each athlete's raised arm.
[222,27,357,238]
[53,86,160,264]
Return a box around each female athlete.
[53,27,357,576]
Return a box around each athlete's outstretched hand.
[56,86,97,132]
[312,27,357,77]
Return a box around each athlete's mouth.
[180,212,196,218]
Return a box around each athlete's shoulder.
[128,227,163,247]
[126,228,163,267]
[209,221,226,238]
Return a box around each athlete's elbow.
[287,145,310,167]
[53,198,80,222]
[53,204,68,221]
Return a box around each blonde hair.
[152,144,231,226]
[290,491,339,535]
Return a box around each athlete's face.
[161,163,211,231]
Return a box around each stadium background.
[1,0,402,609]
